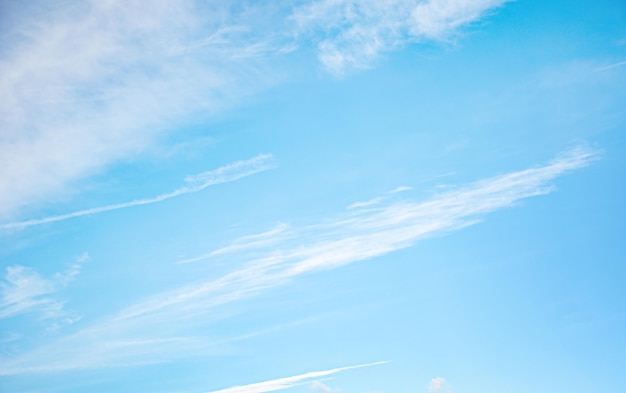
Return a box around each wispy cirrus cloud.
[0,0,286,220]
[205,362,388,393]
[0,253,88,324]
[596,60,626,72]
[292,0,511,74]
[0,146,596,375]
[0,154,276,231]
[348,197,385,210]
[1,0,513,221]
[388,186,413,194]
[177,221,291,264]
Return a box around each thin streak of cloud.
[0,146,596,375]
[0,154,275,231]
[205,362,388,393]
[177,222,291,264]
[348,197,385,210]
[596,60,626,71]
[388,186,413,194]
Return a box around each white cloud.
[0,0,513,220]
[411,0,510,38]
[0,0,285,220]
[428,377,451,392]
[388,186,413,194]
[0,253,88,322]
[348,197,385,210]
[292,0,510,74]
[311,380,332,393]
[0,154,276,231]
[0,146,596,374]
[205,362,387,393]
[0,266,58,320]
[177,222,291,264]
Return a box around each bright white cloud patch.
[292,0,510,74]
[428,377,451,392]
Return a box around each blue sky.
[0,1,625,392]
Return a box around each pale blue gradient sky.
[1,1,625,393]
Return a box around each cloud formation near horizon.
[428,377,451,392]
[205,362,387,393]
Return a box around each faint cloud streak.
[177,221,290,264]
[0,154,275,231]
[596,60,626,72]
[0,253,88,323]
[205,362,388,393]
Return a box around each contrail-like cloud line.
[205,361,389,393]
[596,60,626,71]
[1,154,276,231]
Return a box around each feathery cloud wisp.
[0,154,276,231]
[0,146,596,374]
[0,253,88,322]
[293,0,511,74]
[411,0,510,38]
[205,362,388,393]
[596,60,626,71]
[110,146,598,327]
[0,1,284,220]
[176,222,291,264]
[1,0,513,220]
